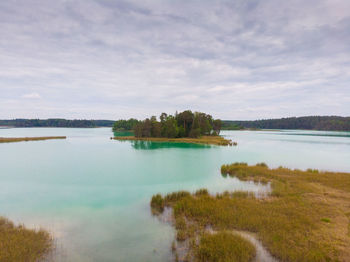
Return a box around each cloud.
[0,0,349,120]
[22,93,41,99]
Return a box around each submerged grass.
[113,135,235,146]
[152,164,350,261]
[0,136,66,143]
[0,217,52,262]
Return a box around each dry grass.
[113,135,235,146]
[0,217,53,262]
[0,136,66,143]
[152,164,350,262]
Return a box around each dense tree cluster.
[112,118,139,132]
[223,116,350,131]
[131,110,221,138]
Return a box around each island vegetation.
[0,136,66,143]
[151,163,350,261]
[112,111,236,146]
[0,216,52,261]
[223,116,350,131]
[114,110,222,138]
[112,118,139,132]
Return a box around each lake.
[0,128,349,261]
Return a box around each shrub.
[150,194,164,214]
[195,189,209,196]
[256,162,268,168]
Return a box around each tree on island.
[114,110,222,138]
[112,118,139,132]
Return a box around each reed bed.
[195,232,255,262]
[0,217,52,262]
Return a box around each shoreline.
[112,135,236,146]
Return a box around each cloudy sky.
[0,0,349,120]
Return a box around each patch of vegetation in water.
[0,217,52,261]
[151,163,350,261]
[0,136,66,143]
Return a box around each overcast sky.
[0,0,349,120]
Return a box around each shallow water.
[0,128,349,261]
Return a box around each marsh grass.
[347,212,350,237]
[0,136,66,143]
[195,232,255,262]
[321,218,331,223]
[151,194,165,214]
[0,217,52,262]
[152,164,350,261]
[113,136,235,146]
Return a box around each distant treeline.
[0,119,115,128]
[3,116,349,131]
[113,110,222,138]
[223,116,350,131]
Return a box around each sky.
[0,0,349,120]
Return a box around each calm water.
[0,128,349,261]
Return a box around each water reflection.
[113,131,134,137]
[131,140,211,150]
[219,175,271,198]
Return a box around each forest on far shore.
[1,116,349,132]
[0,119,114,128]
[222,116,350,131]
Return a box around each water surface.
[0,128,349,261]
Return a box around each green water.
[0,128,349,261]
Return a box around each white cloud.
[21,93,41,99]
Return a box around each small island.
[112,110,235,146]
[0,136,66,143]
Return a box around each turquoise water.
[0,128,349,261]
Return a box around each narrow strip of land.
[0,136,66,143]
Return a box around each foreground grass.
[196,232,255,262]
[113,135,236,146]
[0,217,52,261]
[151,164,350,261]
[0,136,66,143]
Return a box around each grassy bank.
[0,217,52,261]
[113,135,236,146]
[0,136,66,143]
[151,164,350,261]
